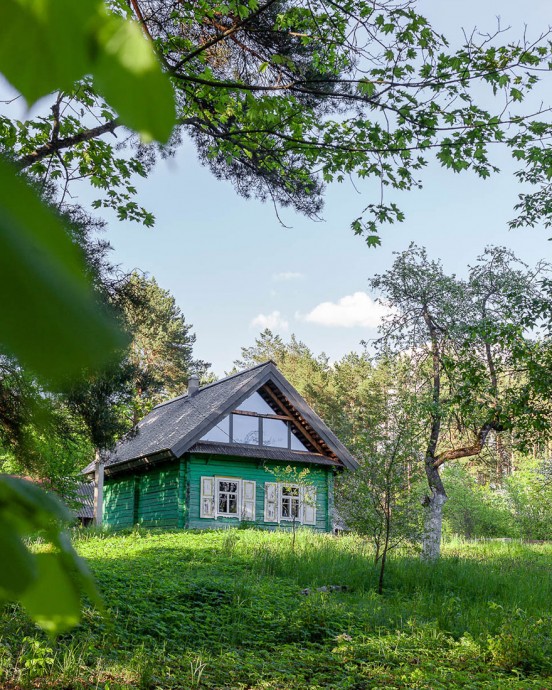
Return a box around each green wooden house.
[85,361,358,531]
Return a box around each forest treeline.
[2,246,552,546]
[3,0,552,558]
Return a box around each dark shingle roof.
[75,481,94,519]
[84,361,358,475]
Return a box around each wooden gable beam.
[261,384,330,456]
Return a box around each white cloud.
[250,310,289,331]
[272,271,305,282]
[302,291,393,328]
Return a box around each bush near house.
[0,530,551,689]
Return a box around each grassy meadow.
[1,529,552,689]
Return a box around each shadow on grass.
[1,530,551,688]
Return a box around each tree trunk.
[377,548,387,595]
[421,306,447,560]
[422,488,447,559]
[378,494,391,594]
[422,457,447,560]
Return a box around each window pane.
[200,415,230,443]
[280,486,300,520]
[235,391,275,415]
[262,418,288,448]
[290,428,309,451]
[217,478,240,516]
[232,414,259,444]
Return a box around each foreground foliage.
[5,2,552,241]
[1,529,551,689]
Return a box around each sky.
[65,1,552,375]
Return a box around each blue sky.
[86,1,552,375]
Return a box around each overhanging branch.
[16,119,120,170]
[433,420,502,468]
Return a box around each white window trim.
[279,484,301,522]
[216,476,241,518]
[200,476,256,521]
[263,482,317,526]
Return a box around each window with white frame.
[217,479,239,516]
[264,482,317,525]
[280,485,300,520]
[200,476,256,521]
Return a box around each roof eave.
[84,449,175,477]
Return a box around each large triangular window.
[200,388,311,451]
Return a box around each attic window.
[235,392,276,415]
[262,418,288,447]
[232,414,259,445]
[199,388,312,452]
[200,415,230,443]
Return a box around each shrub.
[488,609,552,674]
[443,466,515,538]
[504,459,552,540]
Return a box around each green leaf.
[0,157,126,384]
[0,475,72,530]
[56,531,104,611]
[93,13,176,143]
[0,524,37,598]
[358,80,376,98]
[0,0,175,143]
[0,0,90,102]
[19,553,82,634]
[0,477,103,625]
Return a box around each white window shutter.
[302,485,317,525]
[242,480,256,521]
[200,476,215,518]
[264,482,278,522]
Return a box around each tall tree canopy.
[4,0,552,242]
[115,272,210,424]
[371,245,552,558]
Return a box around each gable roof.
[84,361,359,475]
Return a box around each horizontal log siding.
[177,457,187,528]
[187,454,332,532]
[135,460,180,528]
[327,469,335,533]
[103,476,135,529]
[103,460,181,529]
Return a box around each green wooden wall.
[103,459,182,529]
[103,454,334,532]
[103,474,135,529]
[186,454,332,532]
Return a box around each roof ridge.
[152,360,275,410]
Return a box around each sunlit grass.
[1,528,551,688]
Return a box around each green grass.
[1,529,552,689]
